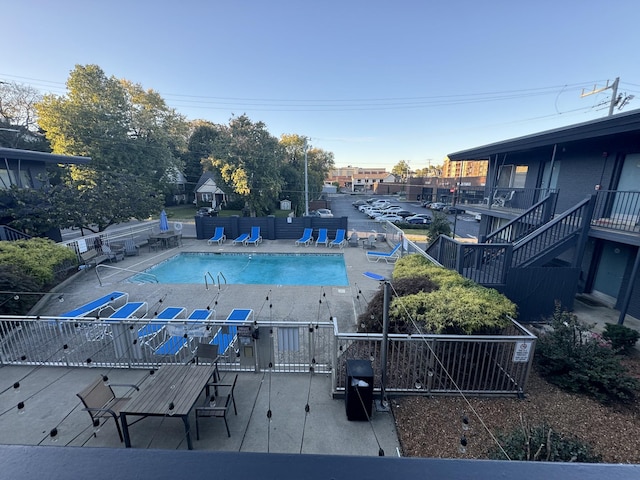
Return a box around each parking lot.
[329,193,480,240]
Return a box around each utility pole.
[304,139,309,216]
[580,77,620,116]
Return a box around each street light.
[362,271,390,412]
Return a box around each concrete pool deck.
[37,236,396,333]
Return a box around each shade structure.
[159,210,170,232]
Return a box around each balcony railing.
[592,190,640,233]
[0,313,536,397]
[476,187,559,214]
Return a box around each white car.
[315,208,334,218]
[375,214,403,223]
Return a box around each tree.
[206,115,283,216]
[427,211,452,242]
[182,120,225,193]
[279,134,335,215]
[391,160,411,181]
[0,81,49,150]
[35,65,188,231]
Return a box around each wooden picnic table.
[119,365,214,449]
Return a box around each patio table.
[119,365,214,449]
[149,231,181,249]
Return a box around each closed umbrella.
[159,210,170,232]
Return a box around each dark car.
[443,206,465,214]
[197,207,214,216]
[394,209,414,218]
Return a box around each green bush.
[393,254,475,289]
[0,238,77,286]
[535,304,639,404]
[489,422,601,463]
[602,323,640,355]
[390,285,515,334]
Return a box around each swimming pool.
[129,252,349,286]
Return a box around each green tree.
[35,64,188,232]
[279,134,334,215]
[206,115,283,216]
[391,160,411,181]
[427,211,452,241]
[182,120,225,190]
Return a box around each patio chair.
[366,242,402,263]
[148,237,162,252]
[207,226,226,245]
[295,228,314,246]
[194,342,222,395]
[232,232,249,245]
[101,244,124,262]
[76,377,139,442]
[315,228,328,247]
[329,229,347,248]
[195,374,238,439]
[245,226,262,246]
[123,239,140,256]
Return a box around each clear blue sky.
[3,0,640,170]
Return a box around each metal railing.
[0,225,31,241]
[592,190,640,233]
[511,196,593,268]
[481,187,559,213]
[483,193,557,244]
[61,224,154,263]
[0,313,536,397]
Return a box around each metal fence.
[0,313,536,397]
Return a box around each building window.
[497,164,528,188]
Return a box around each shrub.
[602,323,640,355]
[391,285,515,334]
[0,238,77,286]
[535,304,639,404]
[392,254,474,289]
[489,421,601,463]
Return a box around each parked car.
[475,213,482,222]
[405,214,432,224]
[421,201,433,208]
[197,207,214,216]
[443,205,466,214]
[352,200,367,208]
[375,214,403,223]
[394,209,414,218]
[428,202,447,210]
[315,208,334,218]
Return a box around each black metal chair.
[195,374,238,438]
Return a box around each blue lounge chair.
[329,229,347,248]
[366,243,402,263]
[295,228,314,247]
[107,302,148,320]
[154,309,213,356]
[211,309,254,357]
[232,232,249,245]
[315,228,328,247]
[59,291,128,318]
[137,306,186,339]
[207,227,226,245]
[245,226,262,246]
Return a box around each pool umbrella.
[159,210,170,232]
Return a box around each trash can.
[345,359,374,421]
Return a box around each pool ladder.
[205,271,227,291]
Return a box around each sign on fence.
[513,341,532,362]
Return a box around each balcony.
[592,190,640,234]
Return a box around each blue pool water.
[129,252,349,286]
